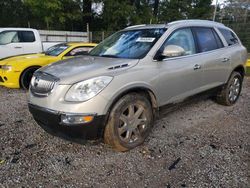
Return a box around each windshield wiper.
[100,54,119,58]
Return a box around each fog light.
[61,114,94,125]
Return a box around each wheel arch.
[105,86,159,119]
[232,65,245,79]
[100,86,159,138]
[19,65,41,88]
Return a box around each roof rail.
[125,24,146,29]
[168,19,225,26]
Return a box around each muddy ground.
[0,78,249,188]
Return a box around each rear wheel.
[216,71,243,106]
[104,93,153,151]
[20,67,40,90]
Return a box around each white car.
[0,28,59,59]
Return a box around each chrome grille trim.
[30,71,59,97]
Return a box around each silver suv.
[28,20,248,151]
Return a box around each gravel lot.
[0,78,249,188]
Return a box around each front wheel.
[104,93,153,152]
[216,71,243,106]
[20,67,40,90]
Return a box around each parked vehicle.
[0,42,96,89]
[28,20,248,151]
[0,28,60,59]
[247,59,250,75]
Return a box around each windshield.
[89,28,167,59]
[45,44,69,56]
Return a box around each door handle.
[14,46,22,49]
[222,58,230,62]
[193,64,201,70]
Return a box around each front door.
[0,31,23,58]
[155,27,204,106]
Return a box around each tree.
[158,0,212,23]
[219,0,250,23]
[0,0,29,27]
[188,0,213,19]
[153,0,160,18]
[0,0,216,31]
[24,0,62,29]
[101,0,135,30]
[158,0,189,22]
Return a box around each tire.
[20,67,40,90]
[104,93,153,152]
[216,71,243,106]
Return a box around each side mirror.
[161,45,185,58]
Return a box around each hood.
[39,56,139,84]
[0,54,54,65]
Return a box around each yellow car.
[0,42,97,89]
[247,59,250,75]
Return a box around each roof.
[124,20,225,30]
[167,19,225,27]
[125,24,167,30]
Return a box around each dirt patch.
[0,78,249,187]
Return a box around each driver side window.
[162,28,196,57]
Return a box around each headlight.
[65,76,113,102]
[1,65,12,71]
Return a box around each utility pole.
[213,0,219,21]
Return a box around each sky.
[212,0,226,5]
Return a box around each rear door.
[18,30,42,54]
[192,27,231,89]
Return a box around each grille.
[0,76,4,83]
[30,71,59,97]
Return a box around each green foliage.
[101,0,134,30]
[0,0,214,31]
[188,0,213,19]
[0,0,29,27]
[24,0,82,30]
[158,0,212,23]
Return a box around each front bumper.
[0,70,20,88]
[28,103,106,140]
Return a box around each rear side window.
[19,31,35,42]
[219,28,239,46]
[193,27,221,52]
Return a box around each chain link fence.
[222,22,250,52]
